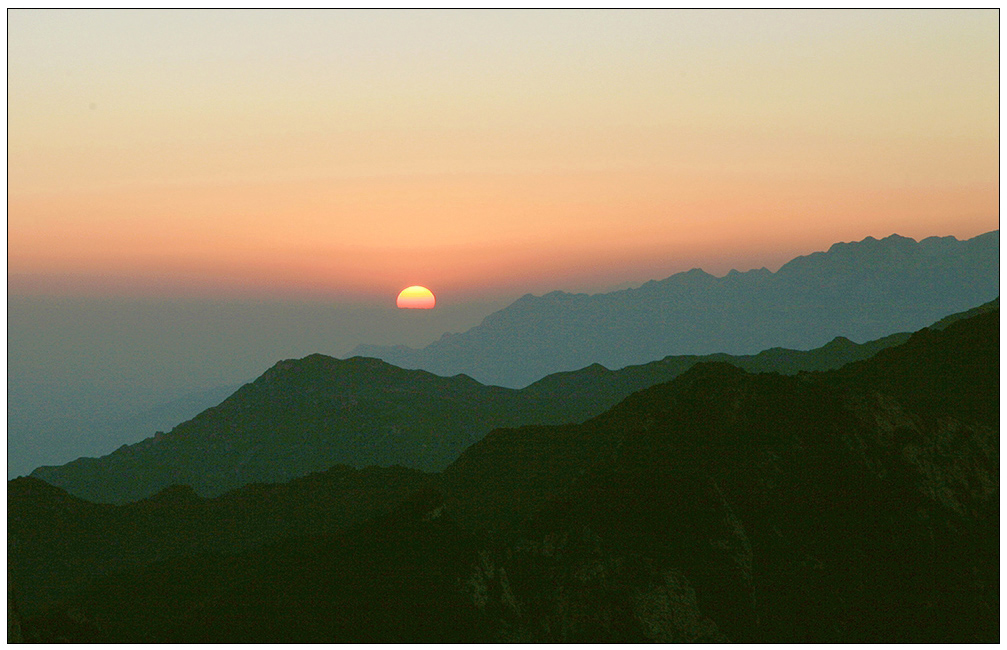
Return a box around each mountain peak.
[825,232,919,254]
[263,354,403,381]
[680,267,714,279]
[823,335,856,349]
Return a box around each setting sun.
[396,285,436,309]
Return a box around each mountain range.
[351,231,999,387]
[29,299,996,505]
[10,304,998,642]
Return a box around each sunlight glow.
[396,285,436,309]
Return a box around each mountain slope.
[351,231,998,387]
[30,300,998,504]
[8,464,430,618]
[14,307,998,643]
[30,356,526,503]
[435,309,998,642]
[442,309,998,535]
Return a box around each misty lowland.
[9,231,999,643]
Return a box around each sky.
[8,9,999,301]
[6,9,1000,476]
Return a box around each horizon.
[7,227,998,303]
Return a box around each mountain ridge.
[29,299,998,504]
[11,305,997,642]
[428,308,997,642]
[351,230,998,387]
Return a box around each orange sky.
[7,9,999,302]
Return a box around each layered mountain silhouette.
[10,304,998,642]
[440,309,998,643]
[8,464,429,618]
[351,231,998,387]
[31,300,996,505]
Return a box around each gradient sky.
[8,9,999,301]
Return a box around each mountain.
[11,306,994,640]
[30,356,529,503]
[8,464,430,622]
[442,309,999,532]
[30,300,998,504]
[350,231,999,387]
[436,309,998,643]
[11,307,998,642]
[15,488,489,644]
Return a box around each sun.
[396,285,436,309]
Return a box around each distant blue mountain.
[350,231,999,387]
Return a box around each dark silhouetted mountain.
[8,464,430,618]
[31,488,489,644]
[434,308,998,642]
[29,300,998,505]
[11,306,998,642]
[443,309,997,537]
[351,231,998,387]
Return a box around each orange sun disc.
[396,285,436,309]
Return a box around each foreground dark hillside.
[441,311,998,642]
[11,307,998,642]
[29,299,996,505]
[8,465,430,618]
